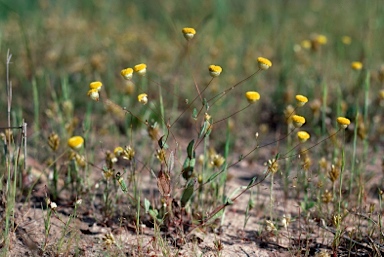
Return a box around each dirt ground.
[4,147,384,257]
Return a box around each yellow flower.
[295,94,308,107]
[341,36,352,45]
[257,57,272,70]
[133,63,147,76]
[315,34,327,45]
[337,117,350,129]
[292,115,306,128]
[121,68,133,80]
[301,40,311,49]
[89,81,103,91]
[114,146,124,157]
[351,61,363,70]
[208,65,222,77]
[245,91,260,103]
[137,93,148,105]
[87,89,99,101]
[297,131,310,143]
[68,136,84,150]
[182,27,196,40]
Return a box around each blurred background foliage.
[0,0,383,139]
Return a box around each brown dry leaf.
[157,169,171,197]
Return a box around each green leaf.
[247,176,258,188]
[198,121,209,138]
[180,181,194,207]
[144,198,150,213]
[192,108,198,120]
[148,209,159,220]
[187,140,195,158]
[203,98,209,111]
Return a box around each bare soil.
[4,147,384,257]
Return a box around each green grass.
[1,1,384,256]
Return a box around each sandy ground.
[4,148,384,257]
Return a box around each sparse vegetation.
[1,1,384,256]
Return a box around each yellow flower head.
[138,93,148,105]
[182,27,196,40]
[337,117,350,129]
[121,68,133,80]
[133,63,147,76]
[87,89,100,101]
[301,40,311,49]
[257,57,272,70]
[295,94,308,107]
[68,136,84,150]
[208,65,222,77]
[315,34,327,45]
[351,61,363,70]
[245,91,261,103]
[297,131,310,143]
[89,81,103,91]
[342,36,352,45]
[292,115,306,128]
[114,146,124,156]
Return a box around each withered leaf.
[157,169,171,197]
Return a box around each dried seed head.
[48,132,60,151]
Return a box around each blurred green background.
[0,0,383,142]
